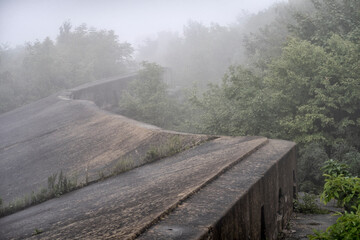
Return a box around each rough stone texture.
[0,74,296,239]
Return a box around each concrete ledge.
[0,73,296,239]
[70,73,138,107]
[138,140,296,240]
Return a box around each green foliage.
[32,228,43,236]
[0,171,77,217]
[321,159,351,177]
[320,159,359,210]
[309,158,360,239]
[186,0,360,192]
[0,22,133,114]
[47,170,77,197]
[294,193,329,214]
[112,157,134,175]
[321,174,360,210]
[120,62,183,129]
[144,136,183,163]
[298,143,329,193]
[332,141,360,177]
[267,35,360,147]
[290,0,360,44]
[309,205,360,240]
[189,66,276,137]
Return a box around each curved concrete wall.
[66,73,297,239]
[70,73,138,108]
[0,73,297,240]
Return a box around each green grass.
[112,156,135,175]
[144,136,184,163]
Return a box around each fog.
[0,0,285,47]
[1,1,360,237]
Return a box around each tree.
[119,62,182,129]
[267,36,360,148]
[0,22,134,113]
[190,66,275,136]
[188,0,360,191]
[290,0,360,44]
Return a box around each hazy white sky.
[0,0,285,47]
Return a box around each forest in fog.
[0,0,359,196]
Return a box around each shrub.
[321,174,360,211]
[297,143,329,193]
[321,159,351,177]
[294,193,328,214]
[309,205,360,240]
[310,159,360,239]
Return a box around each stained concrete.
[0,74,296,239]
[138,139,296,240]
[0,92,209,204]
[0,137,270,239]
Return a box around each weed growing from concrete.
[0,171,77,217]
[0,136,212,217]
[144,136,183,163]
[32,228,43,236]
[113,157,134,175]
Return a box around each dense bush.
[119,62,186,129]
[309,159,360,239]
[309,206,360,240]
[187,0,360,191]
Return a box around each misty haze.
[0,0,359,239]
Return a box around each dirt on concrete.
[0,93,210,204]
[0,136,268,239]
[283,195,342,240]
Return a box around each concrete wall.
[70,73,138,108]
[203,143,296,240]
[137,140,296,240]
[66,73,297,239]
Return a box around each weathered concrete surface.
[284,195,342,240]
[0,91,208,204]
[70,73,137,108]
[139,139,296,240]
[284,213,339,240]
[0,73,296,239]
[0,136,270,239]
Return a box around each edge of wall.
[138,139,296,240]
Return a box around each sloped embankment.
[0,84,211,206]
[0,74,296,239]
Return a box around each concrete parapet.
[0,73,296,239]
[138,139,296,240]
